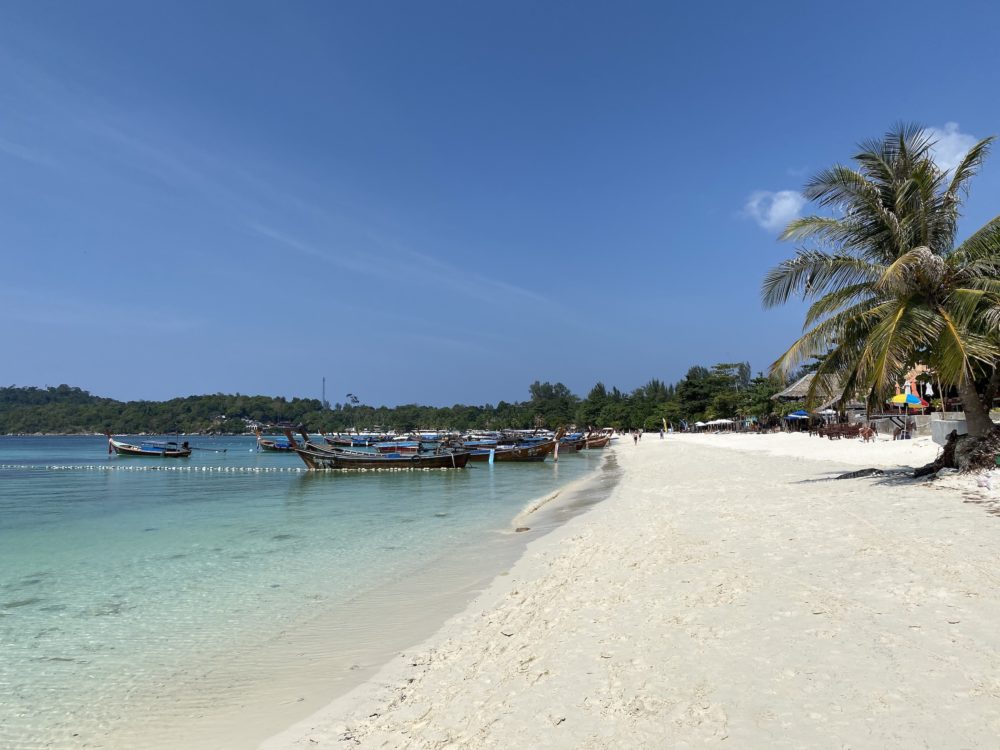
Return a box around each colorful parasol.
[888,393,928,408]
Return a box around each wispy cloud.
[400,247,557,308]
[0,135,54,167]
[249,222,561,313]
[1,51,562,319]
[742,190,806,232]
[246,223,378,278]
[925,122,978,174]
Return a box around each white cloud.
[743,190,806,232]
[926,122,978,174]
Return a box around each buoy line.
[0,464,307,473]
[0,464,462,474]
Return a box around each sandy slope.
[262,434,1000,749]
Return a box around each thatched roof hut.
[772,374,823,402]
[772,373,865,411]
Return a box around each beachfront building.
[771,373,866,416]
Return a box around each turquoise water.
[0,436,609,749]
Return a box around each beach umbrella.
[888,393,928,409]
[789,409,809,417]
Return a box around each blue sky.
[2,1,999,405]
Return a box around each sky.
[2,0,999,406]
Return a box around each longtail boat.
[374,441,420,454]
[323,433,387,448]
[107,434,192,457]
[322,434,354,447]
[466,438,559,462]
[284,430,470,471]
[255,429,295,452]
[583,433,611,449]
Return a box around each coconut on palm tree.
[761,123,1000,465]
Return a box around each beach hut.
[771,374,833,403]
[773,373,867,419]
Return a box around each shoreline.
[262,433,1000,748]
[96,451,622,750]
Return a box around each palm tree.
[761,123,1000,437]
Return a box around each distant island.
[0,364,792,435]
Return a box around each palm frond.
[804,165,882,212]
[769,299,891,377]
[761,251,882,308]
[779,216,850,244]
[854,301,913,394]
[946,288,991,325]
[945,136,995,198]
[803,284,879,327]
[951,214,1000,266]
[909,161,951,249]
[933,306,999,383]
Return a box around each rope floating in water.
[0,464,306,473]
[0,464,465,474]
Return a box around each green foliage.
[740,373,787,419]
[575,382,607,428]
[527,381,580,428]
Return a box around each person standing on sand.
[633,431,638,445]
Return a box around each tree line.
[0,366,796,435]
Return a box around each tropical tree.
[761,123,1000,442]
[576,382,608,428]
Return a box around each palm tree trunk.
[957,373,995,437]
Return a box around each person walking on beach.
[633,431,638,445]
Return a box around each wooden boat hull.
[323,434,386,447]
[292,444,471,471]
[466,439,557,462]
[583,435,611,449]
[108,437,192,458]
[256,429,295,452]
[258,440,295,452]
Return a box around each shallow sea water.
[0,435,612,749]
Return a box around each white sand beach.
[262,433,1000,749]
